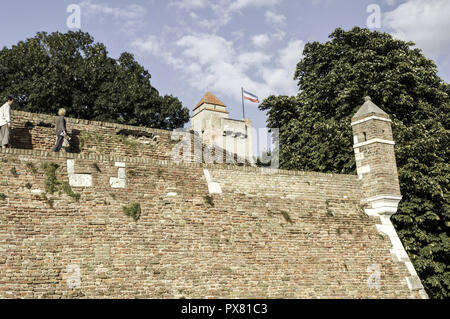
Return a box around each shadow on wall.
[10,127,33,150]
[67,129,81,153]
[10,123,82,154]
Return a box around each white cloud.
[238,52,272,70]
[131,35,183,69]
[384,0,450,61]
[79,0,145,33]
[252,34,271,47]
[260,40,304,94]
[278,40,304,71]
[170,0,282,31]
[148,33,304,102]
[228,0,281,11]
[170,0,208,10]
[265,10,286,27]
[177,34,234,65]
[131,35,163,57]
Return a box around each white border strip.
[203,169,222,194]
[353,138,395,149]
[351,116,392,126]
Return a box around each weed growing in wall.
[204,195,214,207]
[281,210,293,224]
[41,194,54,208]
[157,168,164,179]
[0,193,6,201]
[122,203,141,221]
[358,203,369,219]
[61,181,81,202]
[128,169,138,177]
[119,135,140,151]
[325,200,335,217]
[41,162,60,194]
[26,162,38,174]
[25,183,32,190]
[10,167,19,177]
[40,162,81,202]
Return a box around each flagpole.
[241,87,247,138]
[241,87,245,119]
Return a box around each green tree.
[0,31,189,129]
[260,27,450,298]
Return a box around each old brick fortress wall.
[9,110,184,161]
[0,106,427,298]
[9,110,248,165]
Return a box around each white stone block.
[406,276,424,291]
[117,167,126,179]
[69,174,93,187]
[355,152,364,161]
[115,162,126,168]
[357,164,371,175]
[31,189,43,195]
[203,169,212,182]
[208,182,222,194]
[66,159,75,174]
[110,177,125,189]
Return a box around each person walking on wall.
[52,108,69,152]
[0,95,15,150]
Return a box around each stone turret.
[351,96,428,298]
[351,96,401,215]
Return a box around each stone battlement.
[0,102,428,298]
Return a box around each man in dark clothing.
[52,108,68,152]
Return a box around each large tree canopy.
[0,31,189,129]
[260,27,449,298]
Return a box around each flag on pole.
[243,90,260,103]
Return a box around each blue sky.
[1,0,450,152]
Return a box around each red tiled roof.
[194,92,226,111]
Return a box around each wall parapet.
[1,146,360,181]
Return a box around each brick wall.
[0,147,418,298]
[9,110,250,166]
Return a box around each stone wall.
[0,148,420,298]
[9,110,252,166]
[9,110,190,162]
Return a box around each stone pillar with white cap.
[351,96,428,298]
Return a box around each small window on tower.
[363,132,367,141]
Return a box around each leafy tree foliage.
[260,27,449,298]
[0,31,189,129]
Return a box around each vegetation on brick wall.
[25,162,37,174]
[0,30,189,130]
[122,203,141,222]
[41,162,80,202]
[61,181,81,202]
[280,210,293,224]
[10,167,19,177]
[204,195,215,207]
[259,27,449,298]
[41,162,60,194]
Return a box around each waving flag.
[243,90,260,103]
